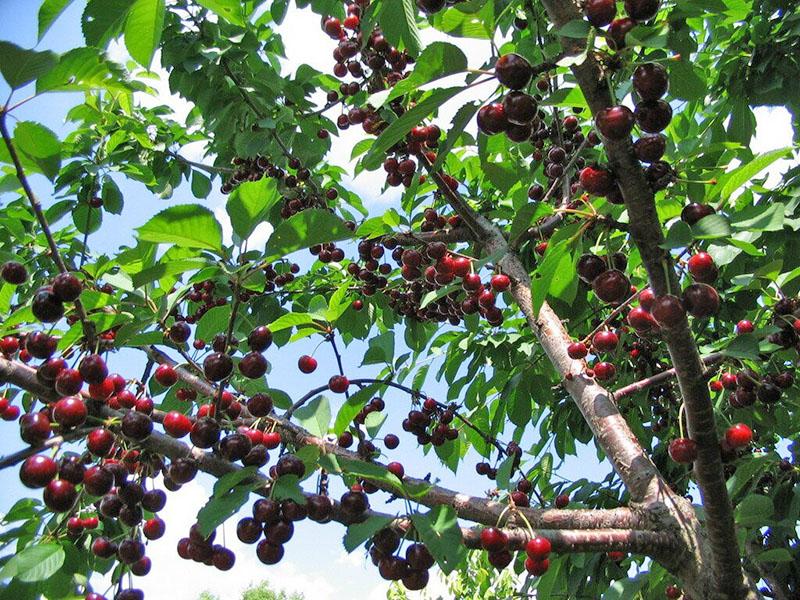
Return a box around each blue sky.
[0,2,796,599]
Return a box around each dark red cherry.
[585,0,616,27]
[579,165,615,195]
[668,438,697,463]
[79,354,108,385]
[502,92,537,125]
[43,479,77,512]
[608,17,635,49]
[477,103,509,135]
[681,202,715,225]
[577,253,607,283]
[592,270,631,304]
[1,261,27,284]
[625,0,660,22]
[248,326,273,351]
[596,105,635,139]
[682,284,720,318]
[239,352,268,379]
[19,455,58,488]
[633,134,666,163]
[495,53,532,90]
[651,295,685,327]
[32,286,64,323]
[635,100,673,133]
[633,63,669,100]
[203,352,233,381]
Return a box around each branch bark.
[538,1,755,597]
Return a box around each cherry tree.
[0,0,798,599]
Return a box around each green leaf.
[0,543,64,582]
[431,2,494,39]
[136,204,223,252]
[267,311,315,332]
[362,331,395,365]
[387,42,467,101]
[343,515,394,552]
[197,486,252,537]
[101,177,124,214]
[754,548,793,563]
[82,0,130,47]
[734,494,773,526]
[36,47,137,94]
[0,41,57,90]
[333,383,382,435]
[191,171,211,199]
[557,19,591,38]
[196,0,246,26]
[362,87,464,170]
[212,467,259,497]
[722,334,761,360]
[38,0,76,40]
[431,101,480,173]
[714,148,792,203]
[669,59,706,101]
[410,506,466,574]
[510,203,555,245]
[661,220,694,249]
[271,474,306,503]
[691,214,731,239]
[375,0,421,56]
[265,209,351,260]
[14,121,61,180]
[227,177,279,239]
[124,0,165,68]
[130,257,208,289]
[531,239,569,316]
[294,396,331,437]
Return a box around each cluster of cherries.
[480,528,554,576]
[399,397,460,448]
[381,126,450,190]
[585,0,662,51]
[367,527,435,590]
[1,261,83,324]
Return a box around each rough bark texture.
[535,2,757,597]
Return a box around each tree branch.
[0,108,96,348]
[614,353,724,400]
[538,1,752,597]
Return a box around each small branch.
[0,108,96,348]
[165,150,235,175]
[614,353,724,400]
[0,428,92,470]
[392,228,474,246]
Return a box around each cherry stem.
[580,288,644,346]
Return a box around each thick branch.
[0,354,654,539]
[538,1,751,597]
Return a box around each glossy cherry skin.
[725,423,753,448]
[19,455,58,488]
[668,438,698,463]
[596,105,636,139]
[584,0,616,27]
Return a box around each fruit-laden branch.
[0,427,92,469]
[538,2,749,597]
[0,109,96,348]
[392,228,474,246]
[0,354,666,550]
[613,353,724,400]
[415,153,667,505]
[139,348,645,532]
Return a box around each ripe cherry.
[416,0,446,14]
[592,269,631,304]
[635,100,673,133]
[87,428,115,456]
[593,362,616,381]
[154,364,178,386]
[44,479,78,512]
[163,411,193,438]
[329,375,349,393]
[19,455,58,488]
[579,166,615,196]
[502,92,537,125]
[1,261,27,284]
[668,438,698,463]
[608,17,636,49]
[491,273,511,292]
[204,352,233,381]
[525,557,550,575]
[298,355,317,373]
[627,306,658,332]
[525,536,552,559]
[651,294,685,327]
[32,286,64,323]
[384,433,400,449]
[239,351,268,379]
[665,585,682,599]
[625,0,660,21]
[387,462,405,479]
[480,527,508,552]
[584,0,616,27]
[681,202,715,225]
[633,63,669,100]
[567,342,588,360]
[495,53,532,90]
[687,252,717,283]
[596,105,635,139]
[725,423,753,448]
[247,393,273,417]
[634,134,667,163]
[682,284,720,318]
[736,320,754,334]
[592,331,619,353]
[52,272,82,302]
[53,396,88,428]
[477,103,508,135]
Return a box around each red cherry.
[687,252,718,283]
[682,283,720,318]
[579,165,615,196]
[793,318,800,334]
[555,493,569,508]
[593,362,616,381]
[736,320,754,334]
[725,423,753,448]
[480,527,508,552]
[584,0,616,27]
[709,380,723,392]
[88,377,115,400]
[651,295,686,327]
[721,373,738,390]
[329,375,349,393]
[452,257,471,278]
[263,431,281,449]
[0,336,19,355]
[592,331,619,353]
[53,396,88,428]
[627,306,658,332]
[387,462,405,479]
[607,551,626,562]
[567,342,588,360]
[525,557,550,575]
[19,455,58,488]
[298,355,318,373]
[44,479,78,512]
[592,270,631,304]
[595,105,635,139]
[525,536,551,559]
[491,274,511,292]
[668,438,698,463]
[163,411,193,438]
[154,364,178,387]
[665,585,682,599]
[2,405,20,421]
[87,428,115,456]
